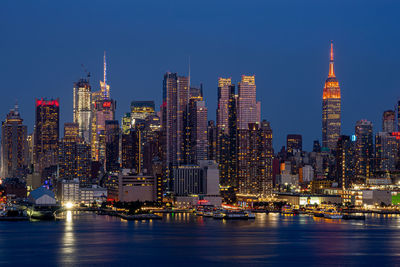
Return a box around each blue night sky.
[1,0,400,151]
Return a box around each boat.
[313,209,325,218]
[244,211,256,219]
[281,206,295,215]
[203,211,214,217]
[213,212,225,219]
[224,211,248,219]
[119,213,162,220]
[323,209,343,219]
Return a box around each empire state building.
[322,42,341,150]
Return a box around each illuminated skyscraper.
[237,121,273,196]
[131,101,155,124]
[237,75,260,130]
[73,79,92,143]
[183,86,208,164]
[1,103,28,178]
[58,123,91,186]
[218,82,238,203]
[162,73,189,169]
[322,42,341,150]
[34,98,59,172]
[91,53,116,163]
[375,132,397,173]
[336,135,355,190]
[161,72,190,191]
[355,120,373,181]
[217,78,232,136]
[382,110,395,133]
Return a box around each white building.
[302,165,314,182]
[28,187,57,205]
[80,185,107,205]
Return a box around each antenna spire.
[104,51,107,87]
[100,51,110,99]
[328,41,335,77]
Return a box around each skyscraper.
[382,110,396,133]
[130,101,155,124]
[73,78,92,143]
[336,135,355,190]
[237,75,260,130]
[375,132,397,173]
[1,104,28,178]
[286,134,303,155]
[91,53,116,163]
[237,121,273,196]
[207,120,217,161]
[105,120,120,173]
[161,73,189,190]
[184,87,208,164]
[34,98,59,172]
[322,42,341,150]
[217,78,232,136]
[355,120,373,181]
[58,123,91,186]
[218,82,238,203]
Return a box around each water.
[0,212,400,266]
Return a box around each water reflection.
[61,210,76,263]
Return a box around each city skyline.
[2,0,400,151]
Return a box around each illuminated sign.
[36,99,59,107]
[391,132,400,140]
[351,135,356,142]
[299,197,320,205]
[103,101,111,108]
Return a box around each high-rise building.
[130,101,155,124]
[237,75,260,130]
[397,99,400,132]
[217,78,232,136]
[58,123,91,186]
[91,53,116,163]
[105,120,120,173]
[375,132,397,173]
[161,73,189,190]
[1,104,28,178]
[382,110,396,133]
[286,134,302,155]
[121,113,132,135]
[218,83,238,203]
[237,121,273,196]
[184,88,208,164]
[34,98,59,172]
[73,79,92,143]
[322,42,341,150]
[355,120,373,181]
[207,120,217,161]
[336,135,355,190]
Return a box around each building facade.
[73,79,92,143]
[34,98,59,172]
[322,42,341,150]
[1,104,27,178]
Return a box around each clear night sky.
[1,0,400,151]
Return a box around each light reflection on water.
[1,212,400,265]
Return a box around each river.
[0,212,399,266]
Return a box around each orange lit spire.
[328,41,335,77]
